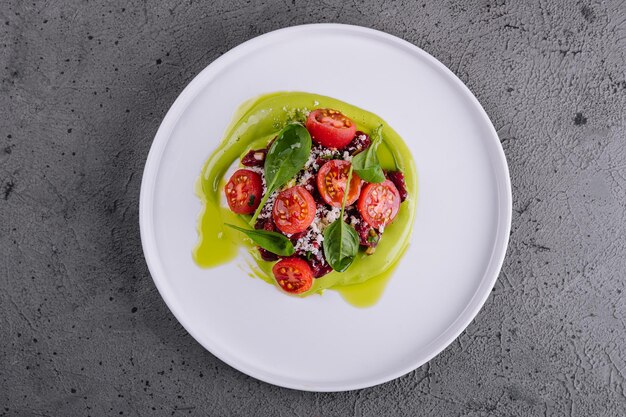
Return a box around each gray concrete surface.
[1,0,625,415]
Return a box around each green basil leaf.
[322,218,359,272]
[354,165,385,183]
[225,223,295,256]
[352,125,386,183]
[264,123,312,189]
[249,123,312,225]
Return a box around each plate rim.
[139,23,512,392]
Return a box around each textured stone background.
[1,0,625,415]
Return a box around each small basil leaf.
[354,165,385,183]
[249,123,312,225]
[352,125,386,183]
[264,123,312,190]
[225,223,295,257]
[323,218,359,272]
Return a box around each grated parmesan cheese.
[304,151,318,170]
[246,166,264,175]
[324,207,341,225]
[297,170,313,186]
[319,149,336,159]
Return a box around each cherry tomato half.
[357,179,401,229]
[272,186,316,234]
[305,109,357,149]
[316,160,362,208]
[224,169,263,215]
[272,257,313,294]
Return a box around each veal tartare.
[194,92,417,304]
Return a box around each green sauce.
[193,92,418,307]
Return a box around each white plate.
[140,24,511,391]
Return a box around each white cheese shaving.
[297,170,313,186]
[304,151,317,169]
[246,166,264,175]
[324,207,341,225]
[310,220,321,234]
[320,149,335,159]
[295,234,317,254]
[294,226,322,255]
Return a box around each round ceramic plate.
[140,24,511,391]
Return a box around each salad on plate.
[194,92,417,306]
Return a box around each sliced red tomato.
[272,186,316,234]
[272,257,313,294]
[316,160,362,207]
[224,169,263,214]
[305,109,357,149]
[357,180,401,228]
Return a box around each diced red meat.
[291,236,331,278]
[258,247,279,261]
[316,157,328,168]
[386,171,408,202]
[308,251,333,278]
[289,230,308,244]
[354,216,381,248]
[241,149,267,167]
[345,131,371,155]
[254,216,276,232]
